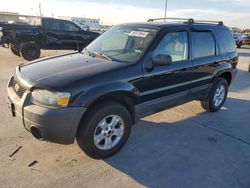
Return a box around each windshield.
[86,25,158,63]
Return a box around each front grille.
[13,79,27,98]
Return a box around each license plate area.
[7,97,16,117]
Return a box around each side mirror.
[152,54,172,67]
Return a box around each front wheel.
[77,102,132,159]
[201,78,228,112]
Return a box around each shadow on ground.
[105,97,250,188]
[229,69,250,92]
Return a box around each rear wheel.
[201,77,228,112]
[20,42,41,61]
[237,41,242,48]
[10,45,21,56]
[77,101,132,159]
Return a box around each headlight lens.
[31,89,71,108]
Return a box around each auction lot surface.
[0,47,250,188]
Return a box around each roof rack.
[147,18,223,26]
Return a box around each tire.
[77,101,132,159]
[200,77,228,112]
[248,63,250,72]
[20,42,41,61]
[10,45,21,56]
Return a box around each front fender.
[72,82,141,107]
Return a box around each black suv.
[7,18,238,159]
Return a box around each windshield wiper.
[83,49,112,61]
[94,52,112,61]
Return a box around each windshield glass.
[86,25,158,63]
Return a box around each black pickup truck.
[0,18,99,60]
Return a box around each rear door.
[189,29,220,93]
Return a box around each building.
[0,12,19,22]
[59,16,101,31]
[0,12,41,25]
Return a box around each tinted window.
[191,32,215,59]
[154,31,188,62]
[62,21,80,31]
[217,29,236,53]
[43,19,60,30]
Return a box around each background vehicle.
[0,18,100,60]
[234,33,243,48]
[7,18,238,159]
[242,35,250,45]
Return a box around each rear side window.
[43,19,60,30]
[217,29,236,53]
[191,31,215,59]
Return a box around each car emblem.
[14,83,20,91]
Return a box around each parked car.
[242,35,250,45]
[233,33,243,48]
[7,18,238,159]
[0,18,100,61]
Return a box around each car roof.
[121,21,228,30]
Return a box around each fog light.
[30,127,43,140]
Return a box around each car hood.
[19,52,127,90]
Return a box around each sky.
[0,0,250,28]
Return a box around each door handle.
[181,68,187,71]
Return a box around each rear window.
[191,31,216,59]
[217,29,236,53]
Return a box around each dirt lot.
[0,46,250,188]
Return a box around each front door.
[141,28,194,115]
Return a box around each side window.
[191,31,215,59]
[154,31,188,62]
[62,21,80,32]
[43,19,60,30]
[217,29,236,53]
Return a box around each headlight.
[31,89,71,108]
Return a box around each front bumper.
[7,76,87,144]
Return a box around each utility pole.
[39,2,42,17]
[164,0,168,21]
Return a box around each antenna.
[164,0,168,21]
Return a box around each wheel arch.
[213,64,233,86]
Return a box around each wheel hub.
[94,115,125,150]
[213,85,226,107]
